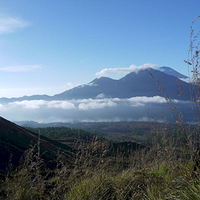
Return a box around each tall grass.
[1,137,199,200]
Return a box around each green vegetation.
[0,116,200,200]
[26,127,94,141]
[26,126,100,148]
[0,131,200,200]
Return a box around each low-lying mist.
[0,96,195,123]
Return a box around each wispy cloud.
[0,65,42,72]
[0,17,30,34]
[65,82,80,90]
[95,63,158,77]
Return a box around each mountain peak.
[159,66,188,79]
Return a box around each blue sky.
[0,0,199,98]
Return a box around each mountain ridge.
[53,67,191,100]
[0,66,191,102]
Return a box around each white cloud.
[9,100,46,109]
[65,82,80,90]
[96,93,106,99]
[78,82,98,88]
[127,96,187,106]
[128,96,167,104]
[70,98,93,104]
[78,99,117,110]
[95,63,158,77]
[9,100,76,110]
[0,96,194,123]
[47,101,75,109]
[0,17,30,34]
[179,77,190,83]
[4,96,185,112]
[0,65,42,72]
[0,103,6,111]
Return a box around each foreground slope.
[0,117,76,172]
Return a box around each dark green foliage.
[26,126,97,143]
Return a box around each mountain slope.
[119,68,191,99]
[53,76,118,100]
[159,66,188,79]
[53,68,191,100]
[0,117,76,172]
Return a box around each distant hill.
[0,117,76,173]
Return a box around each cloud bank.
[95,63,158,77]
[0,96,194,123]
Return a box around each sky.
[0,0,200,98]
